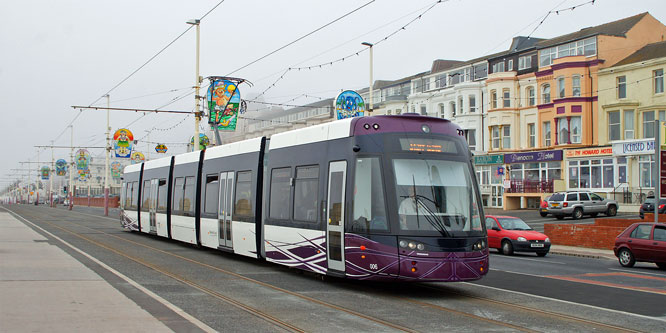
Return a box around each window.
[542,84,551,104]
[438,104,445,118]
[269,168,291,220]
[654,226,666,241]
[539,37,596,66]
[451,101,456,117]
[571,117,581,143]
[572,75,581,97]
[639,155,655,187]
[624,110,634,140]
[157,179,167,213]
[579,193,590,201]
[183,176,195,215]
[527,87,535,106]
[204,174,219,215]
[655,69,664,94]
[491,91,497,109]
[502,126,511,149]
[173,177,184,212]
[518,55,532,70]
[234,171,254,219]
[469,95,476,113]
[503,89,510,108]
[293,166,319,222]
[352,158,388,232]
[557,118,569,144]
[420,105,426,115]
[508,59,513,71]
[141,180,150,212]
[617,76,626,99]
[492,62,505,73]
[542,122,551,147]
[566,193,578,201]
[641,111,665,138]
[491,126,500,149]
[465,129,476,151]
[630,224,652,240]
[458,96,463,114]
[528,123,535,148]
[557,77,565,98]
[608,111,620,141]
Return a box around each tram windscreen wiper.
[413,194,451,237]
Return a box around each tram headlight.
[473,239,487,251]
[416,243,425,251]
[399,240,408,248]
[408,242,416,250]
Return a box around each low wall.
[73,196,119,208]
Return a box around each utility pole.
[145,130,151,160]
[104,94,110,216]
[188,19,202,152]
[69,125,74,211]
[36,150,40,205]
[50,140,54,207]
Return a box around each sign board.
[113,128,133,158]
[474,154,504,165]
[503,179,511,189]
[565,147,613,158]
[613,139,655,156]
[504,150,563,164]
[335,90,365,120]
[207,79,240,131]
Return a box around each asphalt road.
[3,204,665,332]
[484,207,637,232]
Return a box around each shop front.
[474,154,505,208]
[611,138,656,204]
[504,150,563,209]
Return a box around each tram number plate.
[531,243,544,248]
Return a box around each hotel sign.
[565,147,613,158]
[504,150,563,164]
[474,154,504,165]
[612,139,655,156]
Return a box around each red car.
[613,222,666,269]
[485,215,551,256]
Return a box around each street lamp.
[187,19,202,151]
[104,94,110,216]
[362,42,374,114]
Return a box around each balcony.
[506,179,553,193]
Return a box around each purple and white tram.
[120,114,489,282]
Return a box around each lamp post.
[362,42,374,114]
[187,19,201,151]
[104,94,110,216]
[69,125,74,210]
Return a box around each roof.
[248,98,334,122]
[430,59,466,73]
[537,12,649,48]
[613,40,666,66]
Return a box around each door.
[630,224,654,260]
[485,217,501,249]
[218,172,234,248]
[578,193,594,213]
[327,161,347,272]
[649,225,666,262]
[589,193,604,213]
[149,179,158,233]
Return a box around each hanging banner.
[130,151,145,164]
[40,166,50,180]
[113,128,134,158]
[77,169,90,182]
[190,134,210,151]
[155,144,168,154]
[75,149,91,170]
[111,161,123,179]
[55,159,67,176]
[335,90,365,120]
[207,80,240,131]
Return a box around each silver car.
[547,191,618,220]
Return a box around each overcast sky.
[1,0,665,190]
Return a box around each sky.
[1,0,665,191]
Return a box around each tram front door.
[326,161,346,272]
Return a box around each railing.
[505,179,554,193]
[610,187,653,204]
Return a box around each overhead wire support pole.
[187,18,202,152]
[104,94,110,216]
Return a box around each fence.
[505,179,554,193]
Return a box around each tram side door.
[326,161,346,272]
[149,179,158,233]
[218,172,234,248]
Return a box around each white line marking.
[609,268,666,277]
[2,207,216,333]
[463,281,666,323]
[490,256,567,265]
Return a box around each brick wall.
[72,197,119,208]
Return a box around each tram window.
[183,176,196,216]
[173,177,184,212]
[352,158,388,232]
[234,171,254,219]
[141,180,150,212]
[329,172,344,226]
[157,179,167,213]
[270,168,291,220]
[131,181,139,209]
[204,174,219,215]
[120,183,126,209]
[294,166,319,222]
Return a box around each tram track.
[3,206,647,332]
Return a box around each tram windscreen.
[393,158,483,236]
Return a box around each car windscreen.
[498,218,532,230]
[550,193,565,201]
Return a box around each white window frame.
[572,75,581,97]
[502,126,511,149]
[655,69,664,94]
[542,121,551,147]
[617,76,626,99]
[528,123,535,148]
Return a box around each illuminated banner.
[75,149,91,170]
[155,144,168,154]
[207,80,240,131]
[113,128,134,158]
[40,166,50,180]
[55,159,67,176]
[190,134,210,151]
[111,161,122,179]
[335,90,365,120]
[78,169,90,182]
[130,151,145,164]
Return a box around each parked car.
[546,191,618,220]
[638,197,666,219]
[614,222,666,269]
[485,215,551,256]
[539,195,552,217]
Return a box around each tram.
[120,114,489,281]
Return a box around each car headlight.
[545,237,550,243]
[517,237,527,242]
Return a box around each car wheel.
[536,251,548,257]
[572,208,583,220]
[656,263,666,270]
[501,240,514,255]
[556,215,564,220]
[540,212,548,217]
[590,213,598,218]
[618,248,635,267]
[606,205,617,216]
